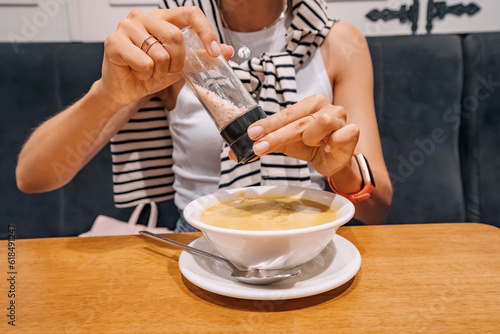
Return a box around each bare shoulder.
[329,21,365,38]
[321,21,371,80]
[324,21,368,51]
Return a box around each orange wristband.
[328,152,375,204]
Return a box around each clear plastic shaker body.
[181,26,266,164]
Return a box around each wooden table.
[1,223,499,333]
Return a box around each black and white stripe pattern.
[161,0,333,189]
[220,0,333,188]
[110,0,334,207]
[110,98,174,207]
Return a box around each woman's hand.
[233,94,360,178]
[96,7,233,106]
[16,7,236,194]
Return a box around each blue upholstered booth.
[1,32,499,238]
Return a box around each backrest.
[462,33,500,226]
[2,33,498,238]
[367,35,466,224]
[0,43,179,238]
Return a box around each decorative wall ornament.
[365,0,482,35]
[426,0,481,33]
[365,0,420,34]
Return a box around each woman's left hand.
[229,94,360,177]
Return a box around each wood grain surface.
[1,223,499,333]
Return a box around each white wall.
[326,0,500,36]
[0,0,499,42]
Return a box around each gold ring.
[309,114,318,120]
[140,35,157,52]
[144,40,159,54]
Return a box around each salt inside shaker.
[181,26,267,164]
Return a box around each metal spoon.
[139,230,301,285]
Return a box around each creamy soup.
[200,195,337,231]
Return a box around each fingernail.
[247,125,263,139]
[324,143,331,153]
[211,40,221,57]
[229,45,235,57]
[253,141,270,155]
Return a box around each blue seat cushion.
[462,33,500,227]
[367,35,466,224]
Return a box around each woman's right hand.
[96,7,230,106]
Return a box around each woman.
[16,0,392,229]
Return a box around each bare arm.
[16,83,149,193]
[16,7,231,194]
[324,22,392,224]
[245,22,392,224]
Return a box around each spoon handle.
[139,231,238,271]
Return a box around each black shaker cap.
[219,106,267,164]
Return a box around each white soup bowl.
[183,185,355,269]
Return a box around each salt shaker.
[181,26,267,164]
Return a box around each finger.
[251,106,345,155]
[127,10,185,74]
[150,7,221,57]
[248,94,330,141]
[301,107,346,147]
[253,117,313,155]
[220,44,234,61]
[114,18,161,78]
[326,123,360,157]
[138,18,185,74]
[105,32,154,80]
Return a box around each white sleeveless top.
[169,18,333,210]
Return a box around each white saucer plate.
[179,234,361,300]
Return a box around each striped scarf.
[110,0,333,207]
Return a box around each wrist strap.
[327,153,375,204]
